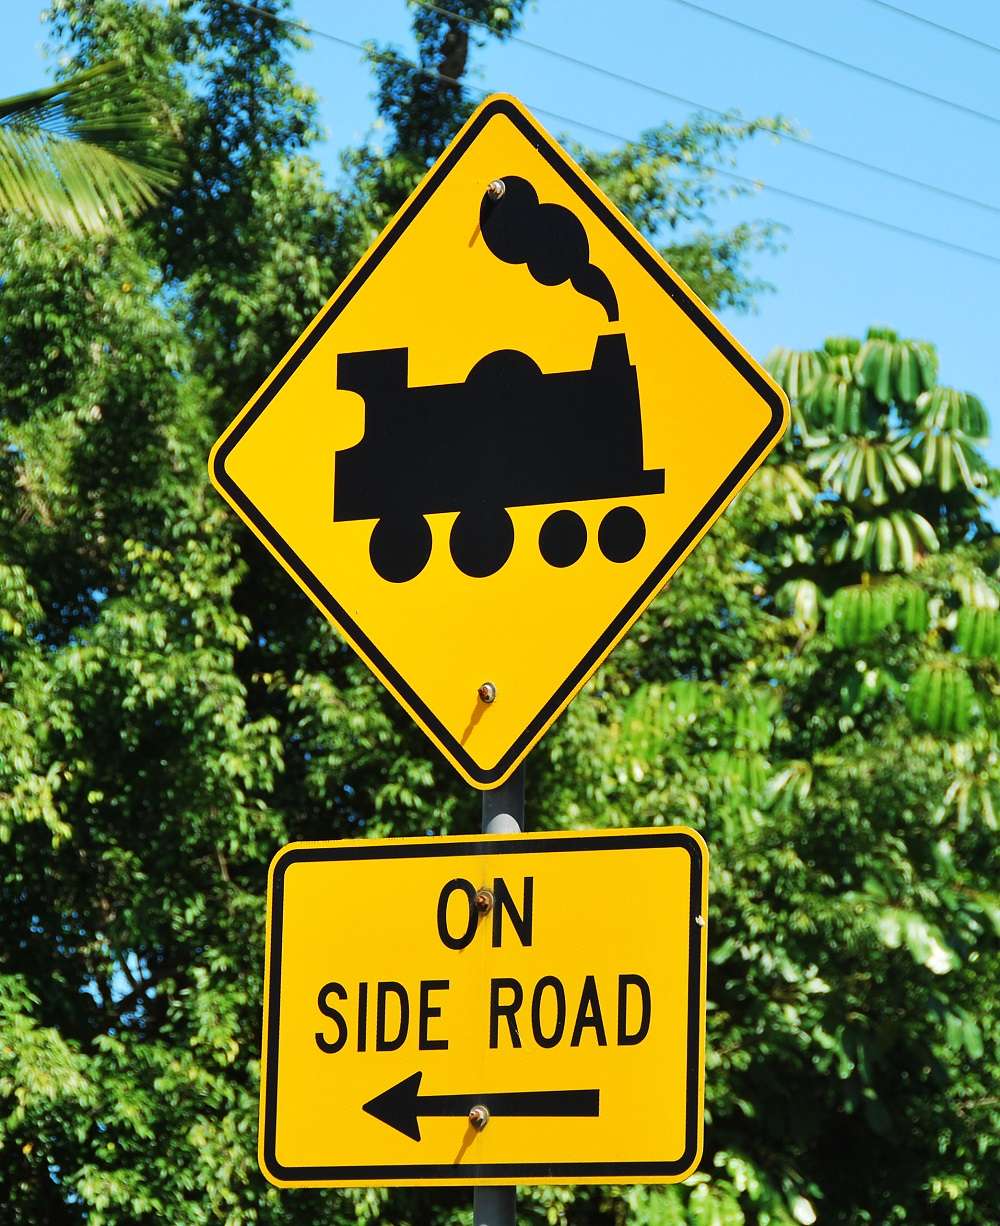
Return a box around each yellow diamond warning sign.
[209,94,788,788]
[259,828,708,1187]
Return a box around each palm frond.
[0,60,180,236]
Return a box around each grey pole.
[481,766,524,836]
[474,764,524,1226]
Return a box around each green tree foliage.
[1,1,996,1223]
[0,60,179,235]
[595,328,1000,1225]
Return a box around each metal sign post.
[475,766,525,1225]
[481,766,525,837]
[474,1178,517,1225]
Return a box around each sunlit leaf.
[954,606,1000,660]
[800,354,868,434]
[853,327,936,407]
[765,759,813,810]
[811,437,922,506]
[776,578,820,632]
[905,663,976,733]
[765,345,825,400]
[915,387,989,439]
[951,567,1000,610]
[751,461,816,520]
[894,581,930,634]
[826,584,896,646]
[834,511,937,573]
[898,425,990,495]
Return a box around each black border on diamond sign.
[261,830,705,1184]
[213,97,786,787]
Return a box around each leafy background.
[1,2,997,1223]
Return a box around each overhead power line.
[664,0,1000,128]
[865,1,1000,56]
[410,0,1000,217]
[224,1,1000,267]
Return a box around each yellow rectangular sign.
[260,828,708,1187]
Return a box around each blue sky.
[5,0,999,487]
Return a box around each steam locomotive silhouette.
[334,333,664,583]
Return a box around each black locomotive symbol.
[334,333,665,583]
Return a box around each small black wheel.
[450,507,514,578]
[539,510,587,568]
[598,506,645,563]
[370,515,432,583]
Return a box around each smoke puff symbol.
[480,176,619,322]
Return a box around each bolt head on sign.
[259,828,708,1187]
[209,94,788,789]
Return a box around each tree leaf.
[827,585,896,646]
[854,328,936,406]
[915,387,989,438]
[766,346,825,399]
[955,607,1000,660]
[906,664,976,733]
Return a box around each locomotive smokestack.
[480,176,619,322]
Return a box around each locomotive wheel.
[369,515,432,583]
[539,510,587,568]
[450,507,514,578]
[598,506,645,563]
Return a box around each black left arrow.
[362,1071,600,1142]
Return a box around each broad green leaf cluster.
[592,326,999,1224]
[1,2,996,1223]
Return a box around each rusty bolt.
[475,887,494,915]
[485,179,506,200]
[478,681,497,704]
[468,1104,490,1130]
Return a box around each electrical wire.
[409,0,1000,217]
[865,1,1000,57]
[224,1,1000,266]
[663,0,1000,127]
